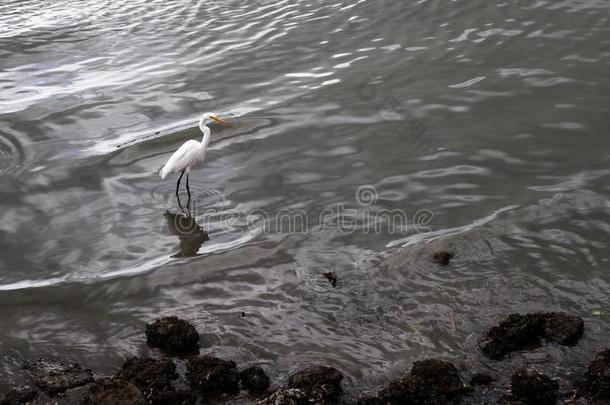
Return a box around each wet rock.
[580,349,610,402]
[145,316,200,353]
[480,312,584,359]
[433,251,454,266]
[469,373,493,386]
[0,385,37,405]
[81,378,147,405]
[498,394,523,404]
[144,386,196,405]
[186,355,239,394]
[479,314,542,360]
[353,396,382,405]
[510,368,558,405]
[323,272,337,287]
[240,366,270,395]
[115,357,182,404]
[256,388,307,405]
[540,312,584,345]
[377,359,471,405]
[287,365,343,404]
[23,358,94,394]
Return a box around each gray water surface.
[1,0,609,400]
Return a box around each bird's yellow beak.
[210,115,228,126]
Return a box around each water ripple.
[0,132,24,176]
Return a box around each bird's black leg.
[186,173,192,215]
[176,169,185,212]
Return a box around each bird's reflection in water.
[164,211,209,257]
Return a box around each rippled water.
[1,0,609,400]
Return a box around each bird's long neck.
[200,124,211,156]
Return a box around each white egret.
[159,112,227,208]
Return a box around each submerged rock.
[145,316,200,353]
[186,355,239,394]
[432,251,454,266]
[240,366,270,395]
[323,272,337,287]
[81,378,146,405]
[580,349,610,402]
[509,368,558,405]
[480,312,584,359]
[0,385,37,405]
[23,358,93,394]
[287,365,343,404]
[377,359,471,405]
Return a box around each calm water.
[1,0,609,400]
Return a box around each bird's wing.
[159,140,201,179]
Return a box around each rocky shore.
[1,314,608,405]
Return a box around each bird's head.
[199,112,227,129]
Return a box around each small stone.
[81,378,146,405]
[469,373,493,386]
[186,355,239,394]
[23,358,93,394]
[145,316,199,353]
[0,385,37,405]
[323,272,337,287]
[240,366,270,395]
[287,366,343,404]
[432,251,454,266]
[510,368,558,405]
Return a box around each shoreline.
[1,314,608,404]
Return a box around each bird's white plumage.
[159,140,203,179]
[159,112,221,180]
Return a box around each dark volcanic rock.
[323,272,337,287]
[581,349,610,402]
[540,312,584,345]
[510,368,558,405]
[378,359,471,405]
[433,251,454,266]
[0,385,37,405]
[287,365,343,404]
[256,388,307,405]
[480,312,584,359]
[354,396,382,405]
[23,358,93,394]
[240,366,270,395]
[498,394,523,404]
[469,373,493,386]
[144,386,195,405]
[186,355,239,394]
[146,316,200,353]
[81,378,147,405]
[115,357,185,404]
[479,314,543,360]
